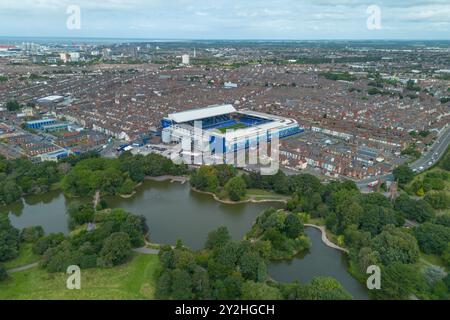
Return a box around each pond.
[1,179,368,299]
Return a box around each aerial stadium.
[161,104,303,156]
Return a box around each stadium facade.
[161,104,303,155]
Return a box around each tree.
[170,269,193,299]
[156,270,172,299]
[238,252,267,282]
[6,100,21,111]
[192,266,211,299]
[413,223,450,255]
[0,265,7,282]
[241,281,282,300]
[205,227,231,250]
[224,176,247,201]
[424,192,450,210]
[214,274,243,300]
[357,247,379,274]
[440,151,450,171]
[394,194,435,223]
[97,232,131,267]
[288,174,323,196]
[393,165,414,186]
[0,215,20,262]
[20,226,44,243]
[298,277,352,300]
[0,180,22,205]
[32,233,65,255]
[435,214,450,227]
[371,225,420,265]
[442,243,450,268]
[190,166,219,193]
[370,263,424,300]
[214,164,237,186]
[67,202,95,229]
[284,213,304,239]
[360,206,399,236]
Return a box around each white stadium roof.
[168,104,236,123]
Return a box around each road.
[356,125,450,191]
[278,125,450,192]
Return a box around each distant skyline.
[1,0,450,40]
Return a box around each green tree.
[6,100,21,111]
[67,202,95,229]
[360,206,399,236]
[371,225,420,265]
[156,270,172,299]
[32,233,65,255]
[298,277,352,300]
[238,252,267,282]
[241,281,282,300]
[442,243,450,267]
[0,265,7,282]
[225,176,247,201]
[170,269,193,299]
[370,263,424,300]
[190,166,219,193]
[20,226,44,243]
[440,151,450,171]
[424,192,450,210]
[205,227,231,250]
[395,194,435,223]
[413,223,450,255]
[214,164,237,186]
[0,215,20,262]
[284,213,304,239]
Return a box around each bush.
[67,202,95,229]
[0,265,7,282]
[424,192,450,210]
[224,176,247,201]
[97,232,131,267]
[0,215,20,262]
[393,165,414,185]
[414,223,450,255]
[32,233,65,255]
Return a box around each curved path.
[304,224,349,254]
[132,247,160,255]
[7,262,39,274]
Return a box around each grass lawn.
[3,244,39,270]
[419,252,449,272]
[0,253,161,300]
[246,189,291,201]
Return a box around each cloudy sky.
[1,0,449,39]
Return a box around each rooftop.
[168,104,236,123]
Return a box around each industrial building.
[161,104,303,156]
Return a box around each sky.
[1,0,450,40]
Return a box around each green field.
[246,189,291,201]
[218,123,248,133]
[0,253,160,300]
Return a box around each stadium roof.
[168,104,236,123]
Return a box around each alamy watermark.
[66,265,81,290]
[366,265,381,290]
[366,5,382,30]
[67,5,81,30]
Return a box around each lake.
[1,179,369,299]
